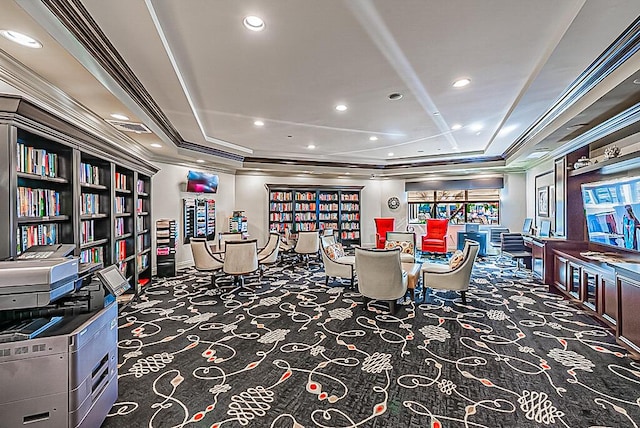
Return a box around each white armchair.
[293,230,320,268]
[321,240,356,288]
[223,239,259,292]
[355,247,408,315]
[258,232,281,279]
[421,240,479,304]
[385,231,417,263]
[190,238,225,287]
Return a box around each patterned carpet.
[101,258,640,427]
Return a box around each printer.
[0,250,119,428]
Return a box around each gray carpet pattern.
[102,259,640,427]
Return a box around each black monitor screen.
[522,218,533,234]
[539,220,551,237]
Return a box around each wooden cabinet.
[553,253,568,293]
[600,275,618,326]
[618,274,640,354]
[0,95,157,296]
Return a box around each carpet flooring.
[101,258,640,427]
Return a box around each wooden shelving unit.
[0,95,157,296]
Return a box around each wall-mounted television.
[581,176,640,251]
[186,171,218,193]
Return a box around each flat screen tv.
[581,176,640,251]
[186,171,218,193]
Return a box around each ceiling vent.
[106,119,152,134]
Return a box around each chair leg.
[461,290,467,305]
[362,296,370,310]
[388,299,397,315]
[325,275,329,286]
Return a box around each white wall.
[525,159,555,231]
[151,162,235,269]
[500,172,528,233]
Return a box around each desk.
[457,231,488,256]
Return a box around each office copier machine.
[0,251,120,428]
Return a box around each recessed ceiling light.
[451,124,463,130]
[388,152,394,157]
[254,120,264,126]
[433,111,440,116]
[633,78,640,85]
[417,150,424,153]
[243,16,265,31]
[469,123,483,132]
[388,92,403,100]
[335,104,348,112]
[0,30,42,48]
[110,113,129,121]
[196,159,205,163]
[345,172,351,175]
[369,136,378,141]
[150,143,162,148]
[307,144,316,149]
[452,78,471,88]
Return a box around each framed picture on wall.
[537,186,549,217]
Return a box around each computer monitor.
[539,219,552,238]
[522,218,533,234]
[465,223,479,233]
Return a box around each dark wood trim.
[266,184,364,191]
[505,17,640,158]
[248,155,504,170]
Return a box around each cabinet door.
[582,268,598,311]
[618,275,640,354]
[568,262,581,299]
[553,255,568,292]
[600,275,618,326]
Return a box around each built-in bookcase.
[266,185,363,245]
[0,95,157,296]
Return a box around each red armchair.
[374,218,395,249]
[422,219,448,253]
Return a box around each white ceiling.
[1,0,640,177]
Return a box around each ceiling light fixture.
[150,143,162,148]
[196,159,205,163]
[335,104,347,112]
[452,78,471,88]
[254,120,264,126]
[451,124,462,130]
[110,113,129,121]
[433,111,440,116]
[388,92,403,100]
[0,30,42,48]
[469,123,483,132]
[388,152,394,157]
[369,136,378,141]
[307,144,316,149]
[243,16,265,31]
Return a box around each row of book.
[81,220,97,244]
[115,240,128,262]
[341,193,359,201]
[319,212,339,220]
[270,191,292,201]
[80,162,100,185]
[17,187,60,217]
[17,142,59,177]
[17,224,58,254]
[341,213,360,221]
[80,247,103,264]
[136,216,146,231]
[80,193,100,215]
[318,203,339,211]
[295,212,317,221]
[270,212,293,222]
[137,234,149,252]
[295,202,316,211]
[318,193,338,201]
[136,199,144,213]
[136,179,146,194]
[341,222,360,230]
[341,231,360,240]
[269,202,293,211]
[115,217,126,236]
[269,223,291,233]
[114,172,128,190]
[115,196,127,213]
[295,192,316,201]
[137,253,149,272]
[319,222,339,230]
[294,222,317,231]
[341,203,359,211]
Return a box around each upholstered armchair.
[385,231,417,263]
[190,238,225,286]
[421,240,479,304]
[257,232,281,279]
[321,239,356,288]
[293,230,320,268]
[219,232,243,252]
[223,239,259,291]
[355,247,408,315]
[421,218,449,254]
[374,218,395,249]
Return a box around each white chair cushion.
[421,262,451,273]
[400,253,415,263]
[334,255,355,265]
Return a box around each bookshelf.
[0,95,158,295]
[266,185,363,245]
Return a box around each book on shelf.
[81,193,100,215]
[114,172,128,190]
[80,247,103,264]
[17,187,60,217]
[81,220,95,243]
[115,217,125,235]
[136,179,146,194]
[80,162,100,185]
[17,224,58,253]
[16,142,58,177]
[114,196,126,213]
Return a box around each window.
[408,189,500,224]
